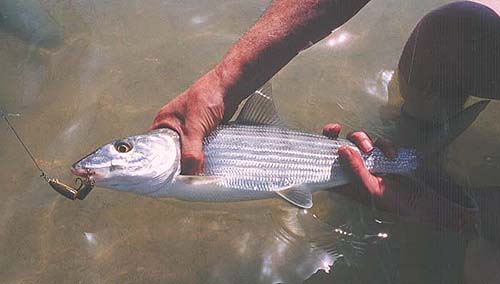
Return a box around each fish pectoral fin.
[276,185,313,209]
[176,175,222,185]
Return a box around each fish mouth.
[70,166,101,180]
[71,167,90,177]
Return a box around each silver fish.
[72,85,420,208]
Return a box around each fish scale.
[203,124,418,192]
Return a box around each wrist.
[214,45,261,96]
[208,62,244,112]
[213,51,265,111]
[213,59,243,98]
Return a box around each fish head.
[71,128,180,195]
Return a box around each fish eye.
[114,141,132,153]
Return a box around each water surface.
[1,0,499,283]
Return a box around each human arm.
[150,0,372,174]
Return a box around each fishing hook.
[48,175,95,200]
[2,106,95,200]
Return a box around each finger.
[338,146,383,196]
[149,112,178,131]
[149,120,180,133]
[346,131,373,153]
[179,132,205,175]
[374,138,397,159]
[149,120,169,131]
[322,123,342,138]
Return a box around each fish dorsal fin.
[276,185,313,209]
[234,83,286,127]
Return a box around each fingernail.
[360,140,373,153]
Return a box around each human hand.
[322,123,478,234]
[322,123,396,197]
[150,70,240,175]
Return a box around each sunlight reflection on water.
[0,0,498,283]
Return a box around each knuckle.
[182,150,203,162]
[323,123,342,136]
[350,162,364,173]
[347,131,367,141]
[337,146,351,157]
[347,131,374,153]
[323,123,341,130]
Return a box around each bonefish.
[71,85,488,208]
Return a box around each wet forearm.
[214,0,371,104]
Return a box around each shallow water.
[1,0,499,283]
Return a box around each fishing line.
[1,106,94,199]
[0,107,49,181]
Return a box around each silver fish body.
[72,86,419,208]
[72,125,419,207]
[203,124,417,189]
[167,124,418,201]
[71,85,491,208]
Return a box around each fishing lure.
[48,176,95,200]
[1,108,93,200]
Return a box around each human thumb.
[179,131,205,175]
